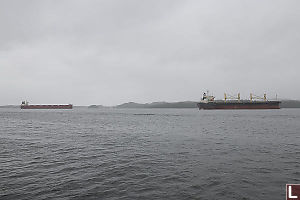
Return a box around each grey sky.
[1,0,299,106]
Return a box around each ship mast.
[224,93,240,102]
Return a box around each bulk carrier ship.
[21,101,73,109]
[197,92,280,110]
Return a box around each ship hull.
[197,101,280,110]
[21,105,73,109]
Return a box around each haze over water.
[1,108,299,200]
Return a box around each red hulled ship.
[21,101,73,109]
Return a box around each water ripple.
[0,108,300,199]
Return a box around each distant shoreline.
[2,100,300,109]
[114,100,300,109]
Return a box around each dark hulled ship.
[21,101,73,109]
[197,92,280,110]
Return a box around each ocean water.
[0,108,299,200]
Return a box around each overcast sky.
[1,0,300,105]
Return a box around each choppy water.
[0,108,300,200]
